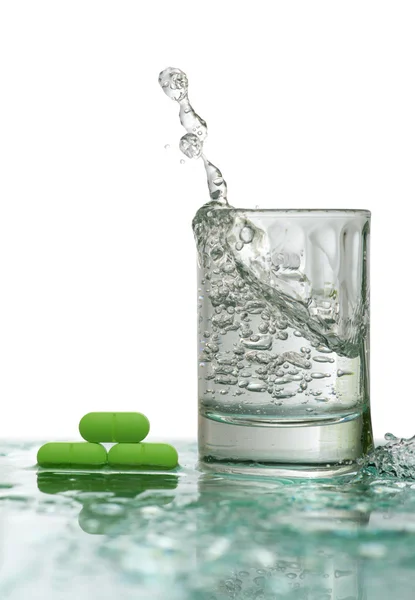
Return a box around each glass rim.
[226,208,371,217]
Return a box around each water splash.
[159,67,228,204]
[364,433,415,479]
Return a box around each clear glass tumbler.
[194,206,373,477]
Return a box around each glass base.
[198,409,373,479]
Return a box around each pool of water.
[1,440,415,599]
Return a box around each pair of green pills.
[37,412,178,469]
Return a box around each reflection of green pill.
[79,412,150,443]
[37,442,107,467]
[108,443,178,469]
[37,472,179,496]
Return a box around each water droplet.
[293,331,302,337]
[158,67,188,101]
[180,133,203,159]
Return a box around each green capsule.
[108,443,178,469]
[79,412,150,443]
[37,442,107,467]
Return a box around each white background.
[0,1,414,441]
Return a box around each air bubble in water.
[337,369,353,377]
[180,133,203,159]
[315,345,332,354]
[240,226,254,244]
[313,356,335,363]
[235,241,244,251]
[247,382,267,392]
[180,159,185,164]
[164,144,170,150]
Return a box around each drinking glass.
[194,207,373,477]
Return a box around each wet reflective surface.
[1,441,415,599]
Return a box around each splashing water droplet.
[179,133,203,159]
[158,67,188,101]
[159,66,228,205]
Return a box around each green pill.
[37,442,107,467]
[79,412,150,443]
[108,443,178,469]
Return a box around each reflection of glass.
[197,473,370,599]
[197,208,373,477]
[37,472,178,535]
